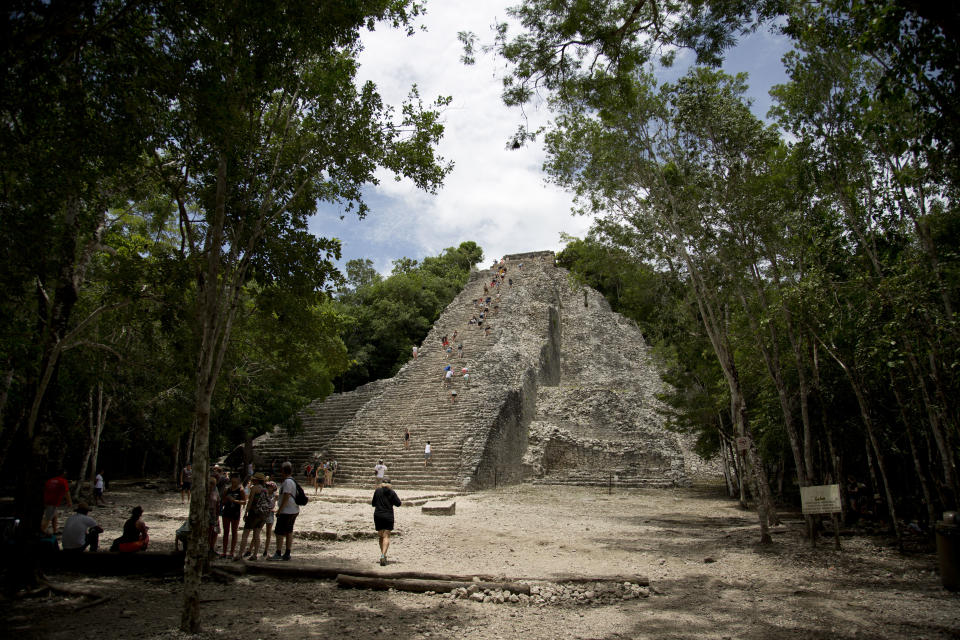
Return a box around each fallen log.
[207,568,236,584]
[46,551,184,576]
[539,573,649,586]
[336,573,531,595]
[46,581,103,598]
[73,596,110,611]
[244,561,647,586]
[245,562,497,582]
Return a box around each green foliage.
[499,0,960,515]
[335,242,483,390]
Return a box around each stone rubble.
[443,581,651,606]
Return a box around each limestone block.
[422,500,456,516]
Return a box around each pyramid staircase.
[317,268,513,489]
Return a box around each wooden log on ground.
[246,562,498,582]
[45,551,185,575]
[336,573,531,595]
[539,573,649,586]
[244,561,647,586]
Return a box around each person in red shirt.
[41,470,72,534]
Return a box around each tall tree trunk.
[182,152,245,633]
[88,388,109,491]
[890,376,938,532]
[719,432,736,499]
[173,433,181,484]
[905,348,958,508]
[76,388,95,501]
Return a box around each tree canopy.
[494,0,960,544]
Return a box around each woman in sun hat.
[237,472,268,560]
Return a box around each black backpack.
[293,480,308,506]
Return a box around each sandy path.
[8,483,959,639]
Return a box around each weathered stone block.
[422,500,456,515]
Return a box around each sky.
[308,2,795,275]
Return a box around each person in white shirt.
[373,460,387,486]
[268,461,299,561]
[424,441,432,467]
[93,470,106,506]
[62,503,102,552]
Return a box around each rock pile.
[440,581,651,606]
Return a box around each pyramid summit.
[248,251,707,489]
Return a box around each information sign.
[800,484,842,515]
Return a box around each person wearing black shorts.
[371,477,401,566]
[269,462,299,561]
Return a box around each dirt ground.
[5,481,959,639]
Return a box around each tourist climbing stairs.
[319,268,514,489]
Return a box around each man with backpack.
[268,461,302,561]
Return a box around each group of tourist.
[305,458,338,494]
[41,468,149,553]
[204,462,300,561]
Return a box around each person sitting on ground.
[111,506,149,552]
[62,503,103,553]
[372,477,402,566]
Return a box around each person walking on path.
[62,503,102,552]
[269,462,299,561]
[180,464,193,504]
[220,474,246,559]
[374,459,387,486]
[412,345,418,360]
[424,441,432,467]
[93,470,106,506]
[371,477,401,566]
[403,427,411,449]
[41,470,71,534]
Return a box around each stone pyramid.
[250,251,694,489]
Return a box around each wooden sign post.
[801,484,843,550]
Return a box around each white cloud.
[309,1,791,271]
[312,1,591,267]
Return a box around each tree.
[140,3,452,631]
[0,2,169,577]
